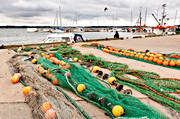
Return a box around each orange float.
[156,54,163,58]
[153,58,158,63]
[41,102,52,113]
[150,54,154,57]
[144,56,148,60]
[45,109,57,119]
[11,75,20,84]
[157,59,163,64]
[52,78,58,85]
[23,86,32,96]
[139,55,144,59]
[15,73,22,78]
[126,53,130,57]
[130,54,134,57]
[49,54,54,57]
[176,60,180,66]
[163,61,169,66]
[159,57,164,60]
[169,60,176,67]
[135,54,139,58]
[148,57,153,62]
[36,47,40,50]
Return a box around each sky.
[0,0,180,26]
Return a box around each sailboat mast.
[144,8,147,25]
[131,9,133,26]
[139,7,142,30]
[53,12,57,26]
[174,10,177,25]
[59,6,62,27]
[58,0,62,27]
[56,11,59,27]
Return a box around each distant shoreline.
[0,25,148,29]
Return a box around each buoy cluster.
[35,64,58,85]
[10,73,33,96]
[91,66,126,116]
[43,54,71,69]
[84,43,180,68]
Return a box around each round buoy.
[81,43,85,46]
[52,78,58,85]
[73,58,78,62]
[169,60,176,67]
[153,58,158,63]
[176,60,180,66]
[41,102,52,113]
[65,72,71,77]
[17,48,22,53]
[157,59,163,65]
[36,47,40,50]
[45,109,56,119]
[148,57,153,62]
[32,59,37,64]
[41,53,45,56]
[11,75,19,84]
[108,77,116,85]
[92,66,99,73]
[23,86,32,96]
[163,61,168,66]
[112,105,124,117]
[103,74,109,80]
[77,84,86,93]
[15,73,22,78]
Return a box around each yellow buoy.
[32,59,37,64]
[77,84,86,93]
[81,43,85,46]
[41,53,45,56]
[73,58,78,62]
[23,86,32,96]
[112,105,124,117]
[108,77,116,85]
[92,66,99,73]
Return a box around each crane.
[152,13,160,25]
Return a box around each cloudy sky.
[0,0,179,26]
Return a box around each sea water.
[0,28,132,45]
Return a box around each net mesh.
[14,44,180,118]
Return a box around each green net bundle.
[34,52,166,119]
[82,43,180,70]
[51,44,180,112]
[17,44,180,118]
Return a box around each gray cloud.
[0,0,179,25]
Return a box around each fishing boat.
[152,4,176,35]
[44,33,85,43]
[27,28,39,32]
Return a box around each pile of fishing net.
[15,44,180,118]
[81,43,180,70]
[39,44,180,112]
[34,52,167,118]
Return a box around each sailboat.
[51,3,65,33]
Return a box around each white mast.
[58,0,62,27]
[144,8,147,25]
[56,11,59,26]
[131,8,133,26]
[174,10,177,25]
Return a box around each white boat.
[27,28,38,32]
[44,33,86,43]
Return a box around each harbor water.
[0,28,132,45]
